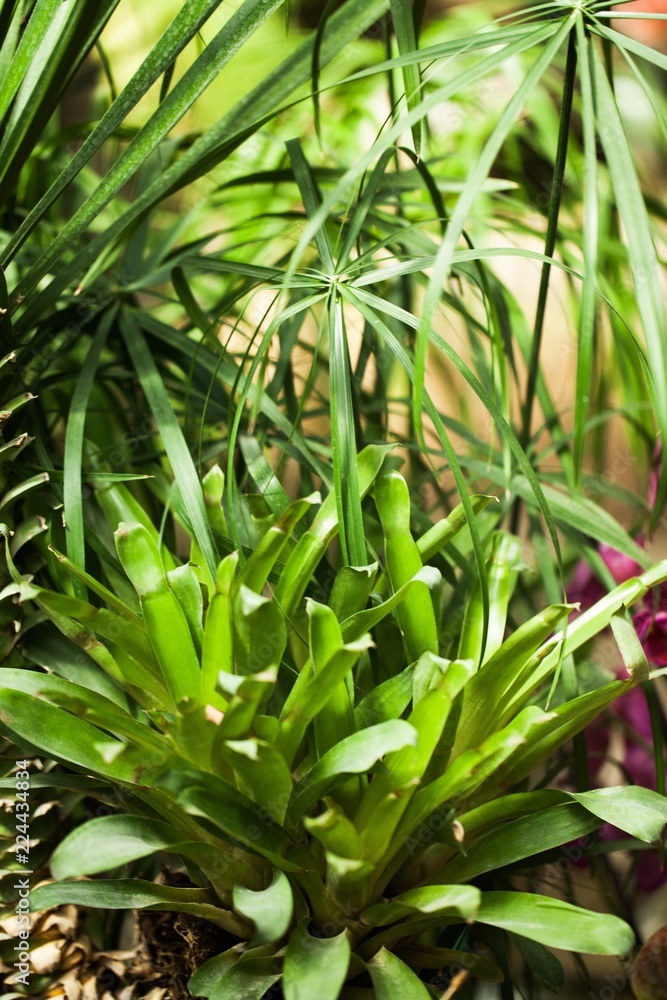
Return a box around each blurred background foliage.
[3,0,667,745]
[2,0,667,994]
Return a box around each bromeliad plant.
[1,450,667,997]
[0,349,49,665]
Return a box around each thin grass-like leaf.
[13,0,392,326]
[340,284,491,648]
[328,293,365,566]
[351,287,564,577]
[119,310,217,579]
[389,0,422,156]
[572,17,599,483]
[63,311,115,598]
[520,31,577,452]
[591,42,667,522]
[413,17,574,445]
[10,0,283,294]
[0,0,121,201]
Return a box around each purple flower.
[635,608,667,667]
[598,543,643,585]
[580,689,666,891]
[567,452,667,892]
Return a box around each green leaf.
[12,0,283,295]
[0,471,49,510]
[237,493,319,594]
[115,522,201,706]
[416,495,497,564]
[234,588,287,677]
[499,564,667,717]
[15,0,392,327]
[0,688,140,783]
[4,1,226,259]
[202,464,229,538]
[341,285,490,653]
[208,958,282,1000]
[572,17,599,484]
[309,604,359,762]
[362,885,480,928]
[187,949,237,996]
[304,801,363,859]
[461,462,651,569]
[569,787,667,846]
[337,149,395,268]
[215,667,277,741]
[0,0,63,124]
[354,666,414,729]
[412,17,573,439]
[287,138,334,273]
[328,292,365,567]
[217,670,278,740]
[288,720,418,822]
[341,566,441,645]
[276,443,392,619]
[283,923,350,1000]
[288,21,558,278]
[355,662,474,865]
[202,551,238,705]
[119,311,217,579]
[330,563,378,622]
[269,135,363,571]
[389,0,422,155]
[160,768,300,870]
[434,802,600,883]
[610,607,649,682]
[21,624,168,712]
[591,40,667,521]
[458,532,523,668]
[62,313,113,596]
[412,655,473,710]
[48,547,145,626]
[495,682,633,791]
[0,668,166,753]
[477,892,634,956]
[396,944,503,983]
[308,600,345,671]
[509,933,564,995]
[0,773,105,792]
[28,585,157,672]
[167,563,205,656]
[278,627,373,766]
[22,626,129,709]
[400,708,558,842]
[233,871,293,946]
[374,471,438,661]
[367,948,432,999]
[223,738,292,824]
[29,879,238,931]
[50,814,206,880]
[0,1,120,201]
[240,436,291,517]
[519,31,577,467]
[453,603,573,755]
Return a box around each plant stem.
[518,32,578,463]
